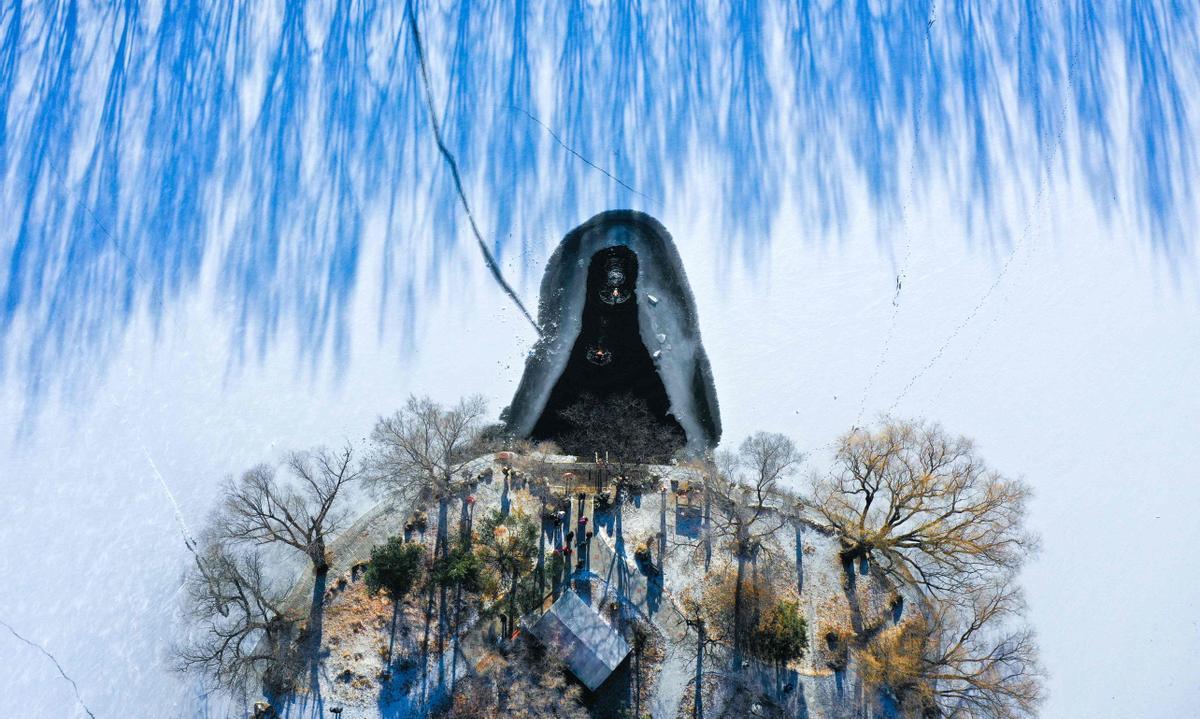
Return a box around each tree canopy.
[558,392,683,465]
[365,536,425,603]
[217,445,360,573]
[364,395,488,506]
[811,419,1043,718]
[750,600,807,667]
[811,419,1035,598]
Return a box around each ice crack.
[1,619,96,718]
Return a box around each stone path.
[581,493,698,719]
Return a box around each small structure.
[526,590,630,691]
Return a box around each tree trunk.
[694,626,706,719]
[703,485,712,570]
[537,495,547,599]
[733,550,746,663]
[634,634,644,717]
[387,599,400,666]
[435,496,450,665]
[453,582,464,646]
[436,495,451,560]
[508,569,518,637]
[420,499,447,693]
[839,539,868,563]
[309,538,329,574]
[307,566,328,694]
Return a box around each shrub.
[364,536,424,602]
[751,600,807,666]
[433,541,488,594]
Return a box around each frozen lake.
[2,3,1198,717]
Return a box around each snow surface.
[1,4,1199,718]
[3,176,1197,718]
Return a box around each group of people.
[552,497,595,573]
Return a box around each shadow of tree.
[306,570,328,703]
[3,0,1196,416]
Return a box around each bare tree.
[702,432,802,658]
[212,445,360,697]
[558,392,684,474]
[678,577,726,719]
[809,419,1035,599]
[363,395,488,508]
[860,581,1044,718]
[175,541,301,697]
[217,445,361,574]
[706,433,803,559]
[363,395,487,681]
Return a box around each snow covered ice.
[1,3,1199,717]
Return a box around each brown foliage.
[860,582,1043,718]
[703,566,776,647]
[682,564,800,665]
[438,641,585,719]
[811,419,1036,598]
[811,419,1043,717]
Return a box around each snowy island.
[174,214,1040,719]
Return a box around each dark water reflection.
[0,1,1195,405]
